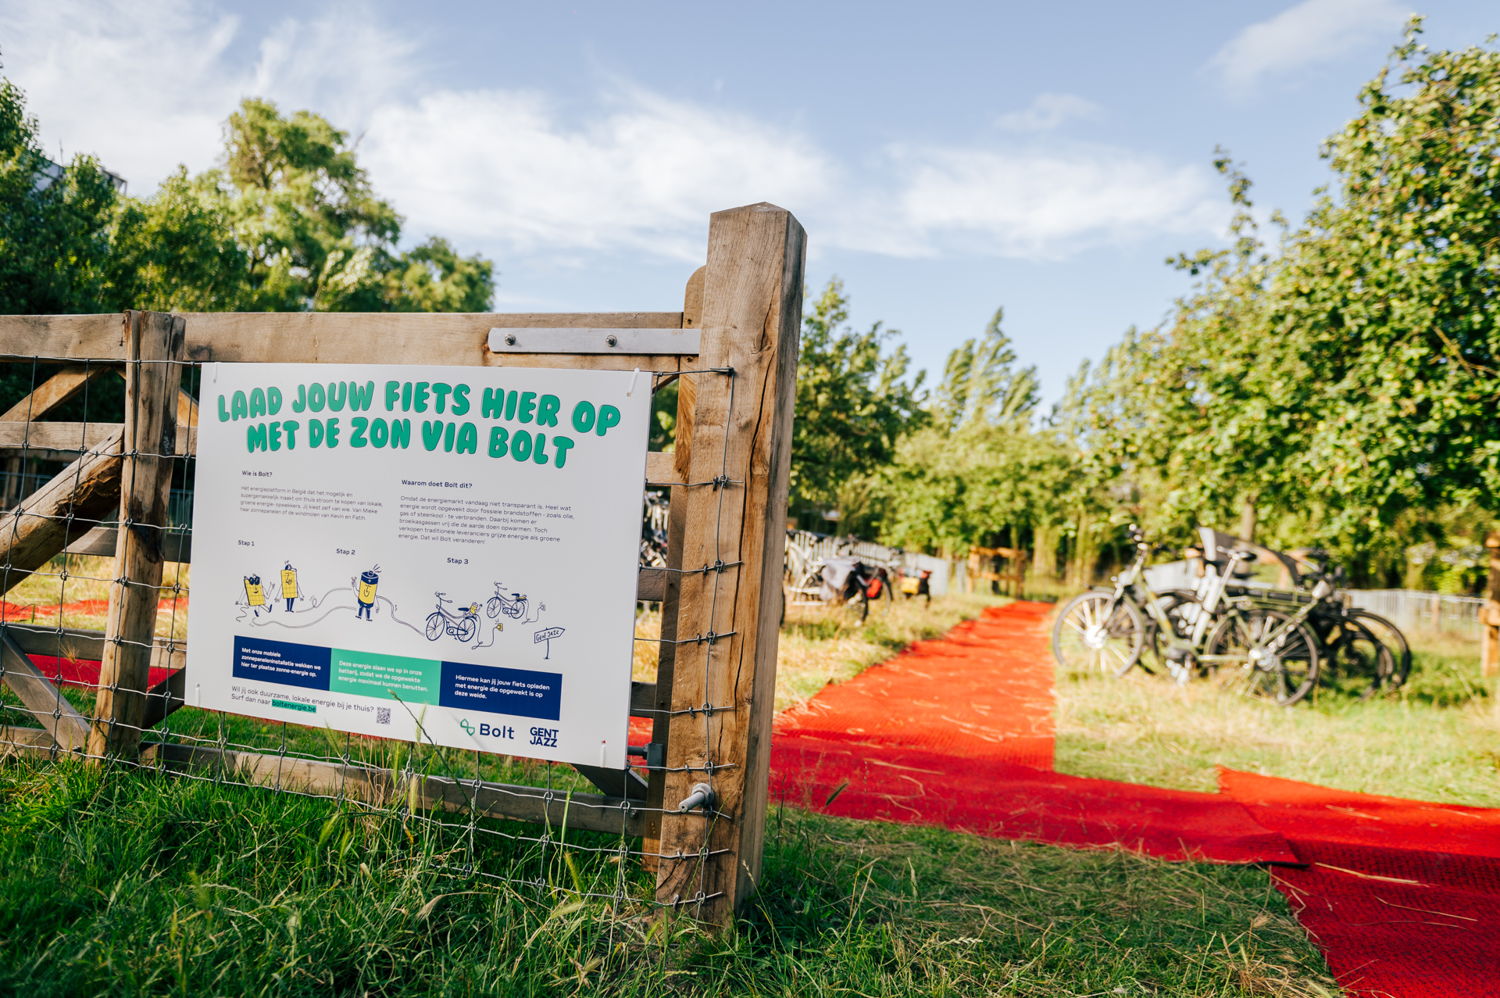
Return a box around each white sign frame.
[185,362,650,769]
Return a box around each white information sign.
[186,363,650,768]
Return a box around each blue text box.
[233,636,331,691]
[439,661,561,720]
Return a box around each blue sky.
[2,0,1495,401]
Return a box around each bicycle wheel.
[1205,609,1320,705]
[424,612,444,641]
[1322,617,1394,700]
[1051,592,1145,676]
[1347,609,1412,687]
[457,615,478,642]
[485,596,502,618]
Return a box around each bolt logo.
[460,719,516,740]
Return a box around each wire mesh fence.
[1345,589,1486,639]
[0,206,803,926]
[0,348,753,917]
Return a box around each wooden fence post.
[89,311,185,759]
[1482,531,1500,679]
[655,204,804,924]
[642,265,704,870]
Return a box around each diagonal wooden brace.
[0,429,125,596]
[0,630,90,753]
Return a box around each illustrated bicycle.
[425,592,480,642]
[485,583,529,620]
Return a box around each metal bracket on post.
[488,327,702,356]
[627,741,666,770]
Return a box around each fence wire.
[0,352,742,917]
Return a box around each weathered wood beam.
[1,622,184,672]
[0,421,194,453]
[63,525,192,563]
[0,312,686,366]
[642,266,704,871]
[0,630,90,752]
[0,726,650,835]
[142,741,649,835]
[0,429,124,596]
[90,311,185,759]
[645,450,685,486]
[0,365,115,423]
[655,206,803,923]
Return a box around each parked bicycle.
[1050,525,1202,678]
[425,592,480,643]
[485,583,528,620]
[789,555,887,623]
[1053,526,1323,704]
[640,491,669,567]
[1288,552,1407,696]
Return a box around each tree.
[1056,21,1500,583]
[932,308,1040,432]
[0,80,125,313]
[872,311,1073,555]
[120,99,494,313]
[790,278,924,523]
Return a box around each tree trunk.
[1482,530,1499,679]
[1238,496,1258,544]
[1032,523,1056,584]
[1069,513,1094,587]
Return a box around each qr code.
[376,707,391,726]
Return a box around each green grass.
[1054,626,1500,806]
[774,593,1003,710]
[0,759,1336,997]
[0,592,1346,996]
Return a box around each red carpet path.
[767,601,1500,998]
[28,602,1500,995]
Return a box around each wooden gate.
[0,202,805,925]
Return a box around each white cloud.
[1209,0,1408,94]
[362,86,836,261]
[826,145,1225,261]
[0,0,418,189]
[0,0,1227,264]
[995,93,1101,133]
[0,0,240,187]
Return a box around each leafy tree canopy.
[791,278,925,518]
[0,84,494,315]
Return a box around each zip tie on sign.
[626,367,642,397]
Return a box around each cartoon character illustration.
[280,562,299,612]
[355,566,380,620]
[485,583,529,620]
[242,574,267,617]
[425,592,480,643]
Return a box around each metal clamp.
[676,782,716,813]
